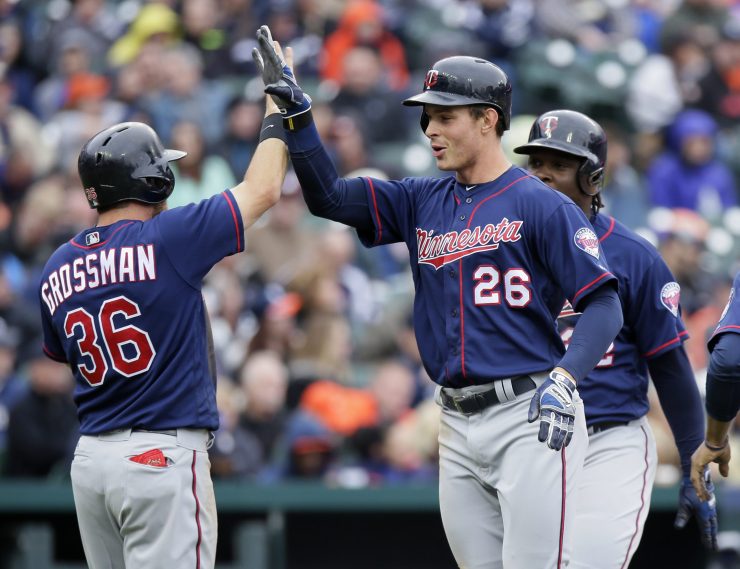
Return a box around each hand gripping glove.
[675,470,719,551]
[252,25,312,130]
[527,370,577,451]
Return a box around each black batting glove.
[674,470,719,551]
[252,25,311,120]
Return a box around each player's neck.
[456,150,512,185]
[97,202,159,226]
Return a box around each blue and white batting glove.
[674,470,718,551]
[252,25,311,123]
[527,370,577,451]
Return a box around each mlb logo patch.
[85,232,100,246]
[660,282,681,317]
[573,227,600,259]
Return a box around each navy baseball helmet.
[513,109,607,193]
[403,56,512,131]
[78,122,186,209]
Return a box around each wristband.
[258,114,286,144]
[704,439,729,452]
[283,108,313,132]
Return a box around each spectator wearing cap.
[647,108,737,219]
[107,3,180,68]
[44,71,127,170]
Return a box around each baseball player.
[254,29,624,568]
[514,109,718,564]
[691,271,740,500]
[37,32,290,569]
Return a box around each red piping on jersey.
[466,175,530,229]
[643,330,689,358]
[458,174,530,377]
[70,222,134,250]
[620,425,650,569]
[366,178,383,244]
[713,325,740,337]
[43,345,67,363]
[191,451,203,569]
[572,272,612,303]
[458,259,466,379]
[221,191,242,252]
[598,216,616,242]
[557,448,567,569]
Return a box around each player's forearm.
[558,285,622,383]
[705,416,733,449]
[233,110,288,229]
[286,120,374,229]
[649,346,704,476]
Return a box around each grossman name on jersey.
[41,245,157,315]
[416,218,523,269]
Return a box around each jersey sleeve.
[708,275,740,352]
[629,256,688,359]
[39,292,67,362]
[155,190,245,286]
[357,176,418,247]
[539,202,616,309]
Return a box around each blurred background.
[2,0,740,567]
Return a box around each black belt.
[133,429,178,436]
[587,421,628,435]
[440,376,536,415]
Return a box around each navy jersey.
[359,166,616,387]
[39,191,244,435]
[708,271,740,353]
[558,214,688,425]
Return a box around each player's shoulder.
[595,214,660,260]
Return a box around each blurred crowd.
[2,0,740,492]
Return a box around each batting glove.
[527,370,577,451]
[674,470,719,551]
[252,25,311,120]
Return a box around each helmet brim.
[164,149,187,162]
[403,91,479,107]
[513,140,592,161]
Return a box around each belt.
[440,376,536,415]
[587,421,628,436]
[132,429,177,436]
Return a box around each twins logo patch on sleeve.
[573,227,600,259]
[660,282,681,317]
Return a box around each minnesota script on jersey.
[39,191,244,434]
[357,166,617,388]
[558,213,688,425]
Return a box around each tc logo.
[539,116,559,138]
[424,70,439,89]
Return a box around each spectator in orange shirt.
[320,0,409,91]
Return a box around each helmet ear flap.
[577,161,604,197]
[420,111,429,133]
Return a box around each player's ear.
[481,107,498,134]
